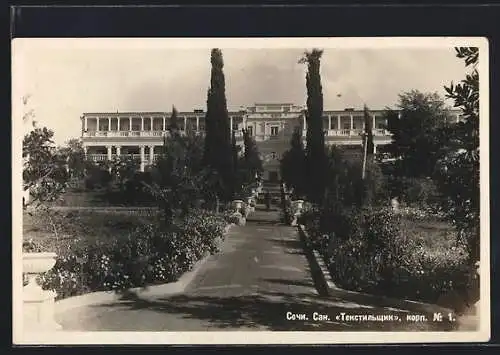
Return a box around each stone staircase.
[261,181,283,204]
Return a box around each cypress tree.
[280,126,306,198]
[242,128,263,182]
[299,49,326,204]
[203,48,235,204]
[168,105,180,135]
[363,104,375,158]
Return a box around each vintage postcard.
[12,37,490,344]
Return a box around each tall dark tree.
[168,105,180,133]
[230,130,242,196]
[384,90,453,178]
[147,115,206,226]
[280,126,306,198]
[242,128,263,183]
[299,49,326,204]
[203,48,235,205]
[363,105,375,159]
[58,138,87,180]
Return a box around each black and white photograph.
[12,37,490,344]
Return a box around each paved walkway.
[55,206,458,331]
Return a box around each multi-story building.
[81,103,462,182]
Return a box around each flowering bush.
[25,209,228,301]
[306,207,472,310]
[280,199,294,225]
[226,213,241,225]
[23,239,45,253]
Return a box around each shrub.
[227,213,241,225]
[280,200,294,225]
[28,209,228,300]
[309,206,472,309]
[84,165,112,190]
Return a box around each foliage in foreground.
[23,209,228,300]
[300,207,477,312]
[435,47,480,264]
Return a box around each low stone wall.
[49,206,159,216]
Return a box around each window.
[330,119,337,129]
[270,126,279,136]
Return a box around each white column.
[337,115,341,130]
[230,117,234,133]
[350,115,354,130]
[372,114,376,132]
[116,145,121,157]
[141,117,144,131]
[129,117,132,131]
[117,117,120,131]
[328,115,332,130]
[163,116,166,131]
[108,117,111,131]
[373,144,377,154]
[107,146,112,160]
[84,117,88,131]
[140,146,145,172]
[184,116,187,132]
[96,117,100,131]
[83,146,88,158]
[196,116,199,132]
[150,117,154,131]
[149,145,154,164]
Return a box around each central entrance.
[268,171,279,182]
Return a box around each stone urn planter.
[232,199,244,213]
[292,199,304,215]
[391,197,400,212]
[246,196,255,208]
[23,252,62,331]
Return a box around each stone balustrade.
[23,252,62,331]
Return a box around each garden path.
[55,205,456,332]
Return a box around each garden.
[22,48,264,303]
[23,208,229,300]
[280,48,480,314]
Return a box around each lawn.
[400,214,460,250]
[44,186,157,208]
[22,209,161,255]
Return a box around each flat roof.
[82,108,462,116]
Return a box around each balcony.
[87,154,161,163]
[83,130,206,138]
[324,129,391,137]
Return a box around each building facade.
[81,103,462,181]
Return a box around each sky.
[13,39,470,145]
